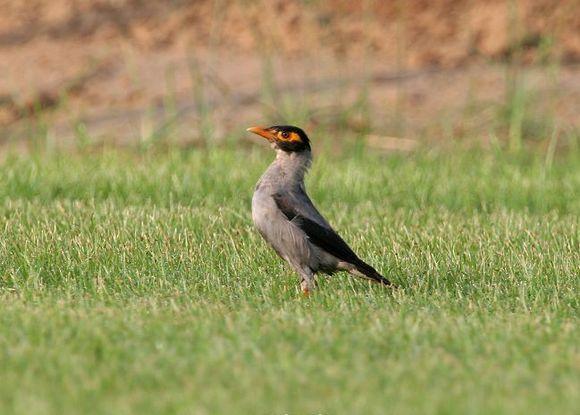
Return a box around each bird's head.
[246,125,311,153]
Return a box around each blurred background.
[0,0,579,153]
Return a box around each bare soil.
[1,0,579,144]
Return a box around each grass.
[0,143,578,414]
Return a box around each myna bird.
[247,125,394,294]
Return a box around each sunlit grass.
[0,145,578,414]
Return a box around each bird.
[247,125,394,294]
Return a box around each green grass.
[0,144,578,414]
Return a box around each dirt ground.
[1,0,579,145]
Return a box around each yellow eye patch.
[277,131,301,142]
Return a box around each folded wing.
[272,190,393,287]
[272,191,361,265]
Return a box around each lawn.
[0,144,578,414]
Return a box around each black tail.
[354,260,395,287]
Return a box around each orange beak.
[247,126,276,141]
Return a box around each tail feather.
[353,260,394,287]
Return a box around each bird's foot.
[300,279,315,296]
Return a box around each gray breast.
[252,184,313,268]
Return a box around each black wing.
[273,191,394,286]
[272,192,361,265]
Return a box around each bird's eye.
[281,131,290,139]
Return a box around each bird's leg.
[298,268,316,296]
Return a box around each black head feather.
[269,125,311,152]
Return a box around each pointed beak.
[247,126,276,141]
